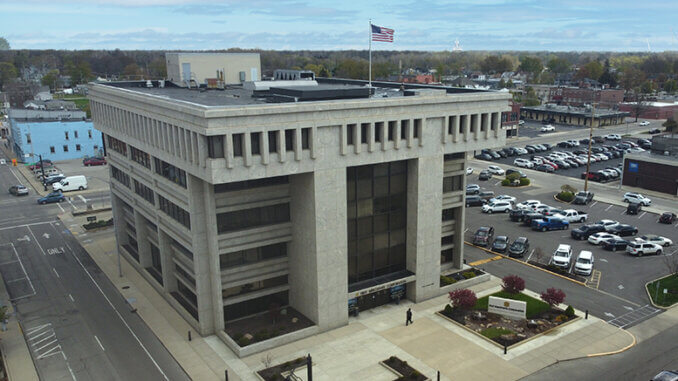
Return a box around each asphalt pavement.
[0,148,188,380]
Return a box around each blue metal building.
[9,110,103,163]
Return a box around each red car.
[28,160,53,170]
[83,157,107,166]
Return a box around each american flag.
[371,24,394,42]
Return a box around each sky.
[2,0,678,51]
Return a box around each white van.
[574,250,594,276]
[53,175,87,192]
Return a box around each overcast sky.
[2,0,678,51]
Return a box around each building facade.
[165,53,261,87]
[521,104,628,127]
[8,109,102,162]
[618,102,678,120]
[89,79,510,354]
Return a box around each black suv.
[492,236,510,253]
[522,212,545,226]
[509,209,529,222]
[465,196,486,207]
[508,237,529,258]
[571,224,606,240]
[472,226,495,247]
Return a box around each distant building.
[554,87,624,109]
[619,101,678,120]
[502,100,521,137]
[34,86,53,101]
[521,104,628,127]
[8,109,101,163]
[165,52,261,87]
[402,74,436,84]
[623,147,678,196]
[23,99,77,111]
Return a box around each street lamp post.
[584,103,595,192]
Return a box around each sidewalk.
[0,273,39,381]
[55,209,642,381]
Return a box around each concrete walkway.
[53,211,642,381]
[0,273,39,381]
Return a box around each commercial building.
[618,101,678,120]
[520,104,628,127]
[8,109,102,162]
[89,74,510,355]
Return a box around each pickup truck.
[554,209,588,223]
[531,217,570,232]
[552,244,572,268]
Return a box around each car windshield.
[577,258,591,264]
[476,231,487,237]
[495,237,507,243]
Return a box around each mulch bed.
[440,307,575,347]
[257,356,308,381]
[527,261,586,283]
[382,356,428,381]
[225,307,314,347]
[440,268,485,286]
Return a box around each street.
[0,149,188,380]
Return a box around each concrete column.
[278,129,286,163]
[340,124,348,156]
[395,121,402,150]
[379,123,387,151]
[406,156,443,302]
[202,180,224,333]
[354,125,361,154]
[310,126,317,159]
[134,211,152,268]
[367,122,375,152]
[197,134,207,168]
[474,114,480,140]
[243,132,252,167]
[261,130,270,165]
[442,116,448,144]
[224,133,233,169]
[463,115,470,142]
[187,174,215,335]
[295,128,302,161]
[288,168,348,330]
[110,193,129,252]
[159,229,174,293]
[493,112,500,138]
[406,119,414,148]
[483,113,490,140]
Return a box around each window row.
[154,158,187,188]
[158,195,191,229]
[63,130,93,140]
[111,165,130,188]
[133,179,155,204]
[207,128,311,159]
[216,203,290,234]
[219,242,287,269]
[49,144,85,153]
[346,119,422,146]
[214,175,288,193]
[175,264,196,286]
[222,275,288,299]
[107,135,127,155]
[130,146,151,169]
[172,238,193,261]
[445,113,499,135]
[443,175,463,193]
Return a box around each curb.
[464,241,587,287]
[644,275,678,310]
[586,328,637,358]
[552,194,573,204]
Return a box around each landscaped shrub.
[501,178,511,186]
[440,275,456,286]
[554,314,569,323]
[462,271,476,279]
[480,327,513,339]
[540,288,566,308]
[501,275,525,294]
[254,329,270,341]
[565,305,575,318]
[506,172,521,181]
[237,336,251,347]
[556,191,575,202]
[448,289,477,309]
[519,178,530,186]
[443,304,454,315]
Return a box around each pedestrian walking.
[406,308,413,326]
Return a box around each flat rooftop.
[100,78,485,108]
[522,104,629,118]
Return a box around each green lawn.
[475,291,550,318]
[480,327,513,339]
[647,275,678,307]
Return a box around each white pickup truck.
[554,209,588,223]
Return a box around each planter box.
[219,325,319,358]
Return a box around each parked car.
[466,167,473,175]
[572,191,594,205]
[38,191,65,204]
[635,235,673,247]
[639,121,650,126]
[541,125,555,132]
[592,136,605,143]
[505,169,527,178]
[516,199,541,211]
[608,224,638,237]
[522,212,546,226]
[509,209,530,222]
[536,164,555,173]
[83,156,107,166]
[43,174,66,186]
[532,217,569,232]
[492,236,510,253]
[8,185,28,196]
[482,201,513,214]
[571,224,606,240]
[623,192,651,206]
[602,238,630,252]
[465,195,487,207]
[466,184,480,195]
[478,170,492,181]
[28,159,53,170]
[36,167,60,180]
[557,141,575,148]
[489,195,516,203]
[487,165,505,176]
[626,241,663,257]
[472,226,495,247]
[554,209,588,223]
[475,153,493,160]
[478,191,495,201]
[595,219,619,232]
[659,212,677,224]
[508,237,529,258]
[573,251,594,276]
[648,128,661,134]
[588,232,621,245]
[580,172,604,182]
[651,370,678,381]
[52,175,88,192]
[552,244,572,268]
[604,134,622,141]
[626,202,642,215]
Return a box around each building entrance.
[349,284,407,316]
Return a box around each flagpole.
[368,19,372,89]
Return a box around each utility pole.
[584,102,595,192]
[39,154,47,191]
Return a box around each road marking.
[68,294,74,302]
[608,305,661,328]
[638,212,646,219]
[605,205,613,211]
[494,181,501,186]
[4,243,36,299]
[26,323,51,335]
[56,202,65,213]
[469,255,503,266]
[42,233,50,239]
[599,258,608,262]
[62,241,170,380]
[618,284,624,290]
[6,277,28,283]
[623,306,634,311]
[17,235,30,242]
[67,197,78,210]
[604,312,615,318]
[27,227,47,256]
[620,209,626,215]
[591,201,598,207]
[526,249,535,262]
[31,332,56,346]
[94,335,105,351]
[78,195,87,203]
[585,269,601,289]
[52,268,60,278]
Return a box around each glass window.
[387,121,396,141]
[232,134,243,157]
[88,130,93,139]
[361,123,368,144]
[250,132,261,155]
[76,144,81,151]
[50,146,55,153]
[26,134,31,144]
[208,136,224,158]
[74,130,79,139]
[153,158,187,188]
[63,145,68,152]
[301,128,310,150]
[214,176,288,193]
[216,203,290,234]
[285,130,294,151]
[64,131,69,140]
[375,122,384,143]
[347,124,356,145]
[268,131,278,153]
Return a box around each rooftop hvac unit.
[146,80,153,88]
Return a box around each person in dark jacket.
[406,308,413,326]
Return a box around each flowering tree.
[501,275,525,294]
[540,288,566,308]
[448,289,477,309]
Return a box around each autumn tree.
[448,289,477,310]
[547,57,571,74]
[575,61,604,81]
[540,288,566,308]
[519,56,543,80]
[148,58,167,79]
[41,69,60,90]
[122,63,143,79]
[501,275,525,294]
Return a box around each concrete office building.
[89,77,509,355]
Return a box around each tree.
[0,61,17,87]
[561,184,577,193]
[598,69,617,88]
[619,67,645,93]
[663,79,677,94]
[0,37,9,50]
[65,60,93,85]
[448,289,477,310]
[540,288,566,308]
[480,55,513,74]
[122,63,143,79]
[663,118,677,135]
[640,80,656,94]
[148,58,167,79]
[662,253,678,276]
[501,275,525,294]
[41,69,60,90]
[575,61,604,81]
[519,56,543,80]
[547,57,571,74]
[631,93,650,122]
[498,78,507,89]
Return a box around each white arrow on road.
[623,306,634,311]
[618,284,625,290]
[42,233,50,239]
[604,312,615,318]
[599,258,609,262]
[17,235,30,242]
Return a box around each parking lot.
[462,176,677,325]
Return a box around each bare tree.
[631,93,650,122]
[261,353,273,369]
[663,254,678,277]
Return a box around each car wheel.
[541,227,547,232]
[656,250,662,256]
[612,246,617,252]
[580,218,585,223]
[504,208,510,213]
[40,201,45,205]
[59,198,64,202]
[487,209,492,214]
[638,251,643,257]
[78,186,84,190]
[564,225,568,230]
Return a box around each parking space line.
[26,226,47,256]
[605,205,613,211]
[591,201,598,207]
[6,243,36,299]
[586,270,602,289]
[5,277,28,284]
[56,203,65,213]
[638,211,646,219]
[94,335,105,351]
[0,260,19,266]
[620,209,626,215]
[526,249,535,262]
